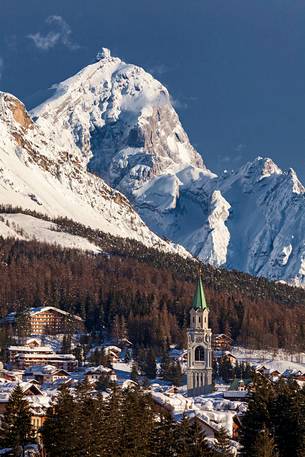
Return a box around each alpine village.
[0,12,305,456]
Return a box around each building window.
[195,346,205,362]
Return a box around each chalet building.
[0,369,24,382]
[8,343,54,364]
[212,333,233,352]
[255,365,270,376]
[217,351,237,367]
[85,365,117,384]
[104,345,121,363]
[7,340,78,371]
[25,366,70,384]
[1,306,84,335]
[14,352,77,371]
[0,382,50,440]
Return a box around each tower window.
[195,346,205,361]
[199,316,201,323]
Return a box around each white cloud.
[234,143,247,152]
[148,64,169,76]
[0,58,4,81]
[27,16,80,51]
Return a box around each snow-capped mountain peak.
[96,47,112,61]
[32,49,204,197]
[30,50,305,286]
[2,49,305,287]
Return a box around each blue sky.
[0,0,304,181]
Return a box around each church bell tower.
[187,276,213,396]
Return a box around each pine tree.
[160,352,171,379]
[163,359,183,386]
[149,411,177,457]
[144,348,157,379]
[130,362,139,382]
[74,379,96,456]
[240,374,275,457]
[111,314,121,343]
[100,386,123,456]
[61,334,72,353]
[42,384,79,457]
[213,427,233,456]
[95,372,111,391]
[175,416,213,457]
[119,386,154,457]
[15,308,31,338]
[252,427,279,457]
[0,384,35,455]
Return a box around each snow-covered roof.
[223,391,249,399]
[8,345,53,353]
[104,345,121,353]
[85,365,113,375]
[4,306,83,322]
[25,365,69,375]
[17,353,76,360]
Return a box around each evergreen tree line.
[240,374,305,457]
[42,383,233,457]
[0,381,234,457]
[2,373,305,457]
[131,349,184,386]
[0,229,305,351]
[213,358,253,383]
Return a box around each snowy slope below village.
[0,91,189,256]
[31,49,305,287]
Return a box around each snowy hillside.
[0,213,101,253]
[32,49,305,287]
[0,91,188,257]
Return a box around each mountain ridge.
[1,48,305,286]
[0,90,189,258]
[31,49,305,287]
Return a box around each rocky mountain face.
[2,48,305,287]
[0,91,188,256]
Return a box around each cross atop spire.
[192,276,208,310]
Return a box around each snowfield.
[0,213,101,253]
[232,346,305,371]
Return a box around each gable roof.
[3,306,83,323]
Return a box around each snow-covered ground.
[232,346,305,371]
[0,91,189,259]
[0,213,101,253]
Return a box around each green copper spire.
[192,276,208,310]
